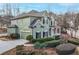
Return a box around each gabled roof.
[11,10,56,20]
[29,19,38,28]
[28,10,39,13]
[11,10,44,20]
[29,17,42,28]
[29,17,44,28]
[29,20,44,29]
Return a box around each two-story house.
[10,10,61,39]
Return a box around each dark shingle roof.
[28,10,39,13]
[11,10,56,20]
[29,19,38,28]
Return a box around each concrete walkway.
[0,39,29,54]
[24,44,34,46]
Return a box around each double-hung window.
[43,32,48,38]
[36,32,41,39]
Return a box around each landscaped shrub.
[16,45,24,51]
[10,33,20,39]
[56,43,76,55]
[39,43,47,48]
[26,35,33,42]
[34,40,61,48]
[34,42,47,49]
[55,35,61,40]
[45,40,61,48]
[32,37,54,43]
[34,42,41,49]
[68,39,79,45]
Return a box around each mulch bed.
[2,44,78,55]
[1,48,16,55]
[2,46,57,55]
[24,46,57,55]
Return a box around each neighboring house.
[10,10,61,39]
[67,26,79,38]
[0,15,13,27]
[0,15,13,34]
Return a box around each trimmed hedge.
[55,35,61,40]
[34,42,47,49]
[31,35,61,43]
[68,39,79,45]
[32,37,55,43]
[34,42,41,49]
[34,40,60,49]
[45,40,61,47]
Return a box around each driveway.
[0,39,29,54]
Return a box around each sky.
[0,3,79,14]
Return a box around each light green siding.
[11,17,32,39]
[20,31,32,39]
[7,28,16,34]
[17,17,30,29]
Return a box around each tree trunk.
[70,29,73,38]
